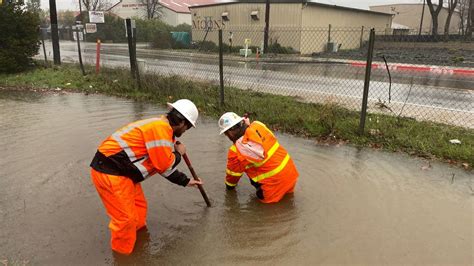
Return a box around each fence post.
[126,18,136,79]
[218,29,224,107]
[360,26,364,48]
[96,39,101,74]
[132,27,141,89]
[358,28,375,135]
[327,24,332,46]
[40,28,48,65]
[74,25,86,76]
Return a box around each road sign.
[73,32,84,41]
[124,19,136,37]
[245,38,251,45]
[89,11,105,24]
[85,23,97,34]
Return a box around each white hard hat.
[219,112,244,135]
[167,99,198,127]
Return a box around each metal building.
[370,3,461,34]
[190,0,392,54]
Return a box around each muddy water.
[0,89,472,265]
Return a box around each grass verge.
[1,63,472,169]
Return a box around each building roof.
[190,0,392,16]
[160,0,218,13]
[109,0,218,14]
[392,22,410,29]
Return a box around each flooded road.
[0,89,472,265]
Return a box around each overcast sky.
[39,0,424,12]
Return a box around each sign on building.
[89,11,105,24]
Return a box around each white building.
[109,0,217,26]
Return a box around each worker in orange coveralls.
[218,112,298,203]
[90,99,203,255]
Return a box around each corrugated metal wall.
[191,2,392,54]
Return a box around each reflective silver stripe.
[116,118,160,136]
[113,118,161,162]
[134,156,151,179]
[146,139,174,150]
[112,133,138,161]
[160,156,176,178]
[161,167,177,178]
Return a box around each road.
[36,41,474,128]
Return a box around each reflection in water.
[0,90,472,265]
[220,191,298,264]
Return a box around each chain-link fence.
[40,25,473,129]
[149,26,473,128]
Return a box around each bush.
[267,42,295,54]
[151,31,173,49]
[194,41,219,52]
[173,23,192,33]
[0,3,40,73]
[135,18,172,42]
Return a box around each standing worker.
[90,99,203,255]
[218,112,298,203]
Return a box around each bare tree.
[467,0,474,38]
[458,0,470,35]
[139,0,163,19]
[426,0,444,36]
[81,0,113,11]
[444,0,458,37]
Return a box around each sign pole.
[74,25,86,76]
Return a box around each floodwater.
[0,89,472,265]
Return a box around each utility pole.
[49,0,61,65]
[78,0,83,21]
[263,0,270,53]
[78,0,86,42]
[418,0,426,36]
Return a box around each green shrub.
[195,41,219,52]
[452,56,464,63]
[173,23,192,33]
[267,42,295,54]
[151,31,173,49]
[0,3,40,73]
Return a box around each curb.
[350,61,474,75]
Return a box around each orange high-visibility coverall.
[225,121,298,203]
[90,116,182,254]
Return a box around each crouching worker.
[218,112,298,203]
[90,99,203,255]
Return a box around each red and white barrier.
[350,61,474,75]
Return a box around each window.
[250,10,259,21]
[222,12,229,21]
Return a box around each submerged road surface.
[0,89,472,265]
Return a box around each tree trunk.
[444,0,459,38]
[427,0,444,37]
[468,0,474,38]
[459,0,466,35]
